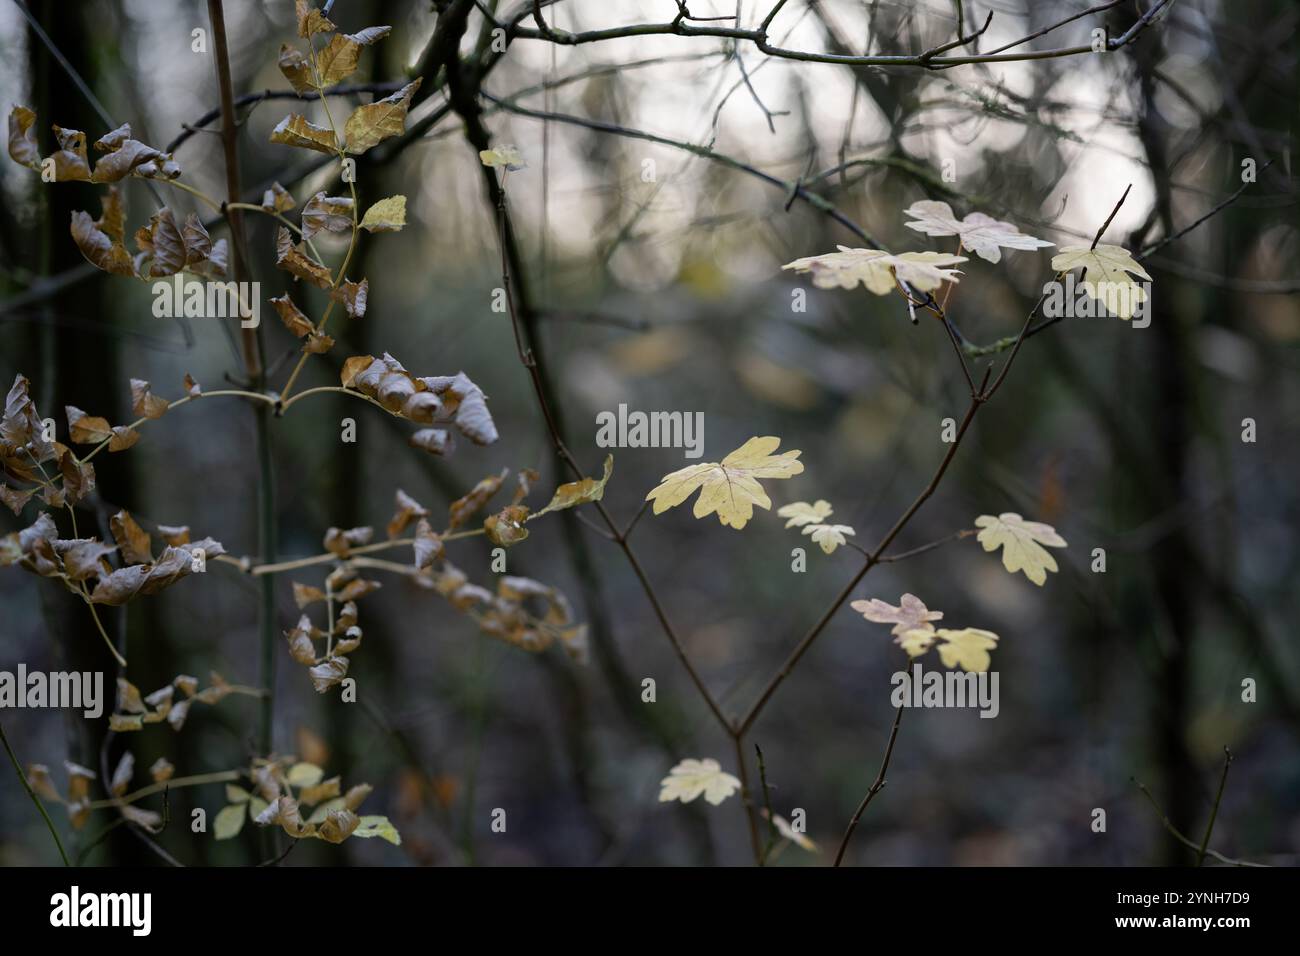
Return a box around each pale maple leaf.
[777,499,832,528]
[903,200,1053,263]
[658,758,741,806]
[782,246,966,294]
[645,436,803,530]
[850,593,944,635]
[762,809,819,852]
[975,512,1067,586]
[479,144,526,170]
[897,627,938,658]
[934,628,1000,672]
[802,523,855,554]
[1050,244,1152,319]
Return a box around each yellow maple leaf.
[645,436,803,530]
[975,512,1067,586]
[934,628,1000,672]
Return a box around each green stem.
[0,719,71,866]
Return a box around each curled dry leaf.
[645,436,803,530]
[323,525,373,555]
[269,113,337,154]
[48,126,91,181]
[449,468,508,530]
[275,226,334,287]
[300,192,354,240]
[341,354,498,446]
[70,188,133,277]
[277,44,313,94]
[529,454,613,521]
[109,509,152,565]
[413,518,443,569]
[262,182,296,213]
[270,294,314,338]
[66,406,111,444]
[330,278,368,318]
[387,488,428,538]
[129,379,169,419]
[7,106,39,167]
[484,505,530,547]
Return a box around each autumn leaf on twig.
[903,200,1053,263]
[658,758,741,806]
[782,246,966,294]
[975,512,1066,585]
[645,436,803,530]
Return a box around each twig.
[833,702,904,866]
[1197,747,1233,867]
[0,720,71,866]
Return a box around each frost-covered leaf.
[270,114,337,154]
[300,192,353,240]
[315,27,392,86]
[343,80,420,155]
[974,512,1066,586]
[903,200,1053,263]
[66,406,111,444]
[646,436,803,530]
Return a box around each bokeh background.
[1,0,1297,866]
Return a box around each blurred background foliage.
[1,0,1297,866]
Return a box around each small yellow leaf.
[359,195,406,232]
[529,455,613,520]
[343,80,420,155]
[214,803,246,840]
[934,627,1000,673]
